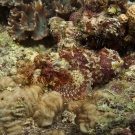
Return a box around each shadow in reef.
[0,6,10,25]
[18,36,57,49]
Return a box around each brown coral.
[67,90,117,134]
[33,91,63,127]
[7,0,49,40]
[0,76,16,89]
[52,0,75,20]
[0,84,63,134]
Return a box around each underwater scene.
[0,0,135,134]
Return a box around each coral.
[83,11,123,38]
[73,9,126,49]
[100,18,122,38]
[7,0,49,40]
[0,84,63,134]
[57,38,80,50]
[33,91,63,127]
[69,11,82,23]
[107,4,120,15]
[109,0,128,9]
[126,4,135,22]
[83,0,108,12]
[48,17,66,42]
[126,4,135,35]
[52,0,75,20]
[118,14,128,23]
[67,90,118,134]
[16,59,36,84]
[0,76,15,90]
[129,115,135,134]
[1,0,135,134]
[67,76,135,134]
[0,0,77,41]
[117,4,135,42]
[62,110,76,124]
[75,102,101,133]
[65,63,135,134]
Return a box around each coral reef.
[7,0,49,40]
[0,0,76,41]
[123,4,135,42]
[0,29,39,77]
[1,0,135,134]
[0,84,63,134]
[84,0,108,12]
[49,17,82,49]
[67,73,135,134]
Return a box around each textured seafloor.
[0,23,134,135]
[0,0,135,135]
